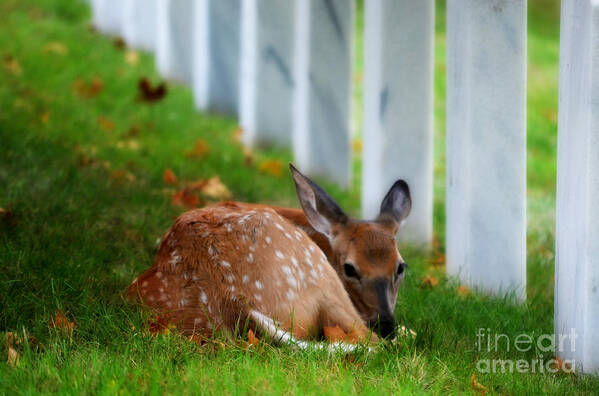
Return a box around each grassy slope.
[0,0,597,394]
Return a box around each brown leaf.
[420,275,439,289]
[40,111,50,124]
[113,37,126,50]
[457,285,472,297]
[97,116,114,132]
[196,176,232,200]
[470,374,488,395]
[148,316,176,336]
[232,127,243,143]
[551,356,574,373]
[73,77,104,98]
[6,346,20,367]
[3,55,22,76]
[259,159,283,177]
[324,325,348,343]
[172,189,199,209]
[242,146,254,166]
[43,41,68,55]
[111,169,136,182]
[49,310,75,335]
[137,77,167,103]
[163,169,178,185]
[125,50,139,66]
[185,140,209,158]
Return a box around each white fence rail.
[89,0,598,374]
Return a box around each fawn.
[127,165,411,346]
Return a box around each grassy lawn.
[1,0,597,394]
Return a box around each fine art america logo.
[475,328,577,373]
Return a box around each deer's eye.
[344,263,360,280]
[397,262,407,276]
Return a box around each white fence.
[88,0,598,374]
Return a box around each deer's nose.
[368,314,396,339]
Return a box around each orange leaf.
[125,50,139,66]
[232,126,243,143]
[259,159,283,177]
[111,169,135,182]
[73,76,104,98]
[247,329,259,346]
[551,356,574,373]
[420,275,439,289]
[40,111,50,124]
[172,189,199,209]
[185,140,209,158]
[49,310,75,335]
[197,176,232,200]
[457,285,472,297]
[163,169,178,185]
[97,116,114,132]
[470,374,488,395]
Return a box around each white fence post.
[91,0,125,36]
[555,0,599,375]
[156,0,195,84]
[293,0,354,187]
[446,0,527,299]
[240,0,295,148]
[194,0,242,115]
[123,0,158,52]
[361,0,434,244]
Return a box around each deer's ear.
[377,179,412,232]
[289,164,348,238]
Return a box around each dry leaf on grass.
[470,374,488,395]
[185,140,209,158]
[245,329,259,348]
[352,139,363,154]
[3,55,22,76]
[137,77,167,103]
[73,77,103,98]
[111,169,136,182]
[232,126,243,143]
[551,356,574,373]
[163,169,178,185]
[457,285,472,297]
[43,41,68,55]
[115,140,140,151]
[49,310,75,335]
[125,50,139,66]
[196,176,232,200]
[172,189,200,209]
[113,37,126,50]
[148,317,176,336]
[420,275,439,289]
[40,111,50,124]
[242,146,254,166]
[259,159,283,177]
[97,116,114,132]
[397,325,417,338]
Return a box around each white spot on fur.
[201,292,208,304]
[310,269,319,279]
[309,245,315,252]
[294,231,302,240]
[247,253,254,263]
[265,236,272,244]
[159,287,164,293]
[226,274,235,283]
[282,266,292,275]
[156,271,163,279]
[275,250,284,260]
[148,295,155,302]
[291,257,298,267]
[249,245,256,252]
[194,317,202,325]
[142,281,148,287]
[254,294,262,302]
[298,269,305,282]
[255,280,264,290]
[242,275,250,284]
[208,245,217,257]
[284,232,293,240]
[286,290,296,301]
[225,223,233,232]
[221,260,231,268]
[275,223,284,231]
[179,298,188,307]
[230,285,236,292]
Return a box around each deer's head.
[290,165,411,338]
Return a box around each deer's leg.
[318,293,379,344]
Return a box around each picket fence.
[88,0,598,374]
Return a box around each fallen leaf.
[115,139,140,151]
[420,275,439,289]
[232,127,243,143]
[97,116,114,132]
[196,176,232,200]
[352,139,363,154]
[113,37,126,50]
[551,356,574,373]
[457,285,472,297]
[172,189,199,209]
[111,169,136,182]
[49,310,75,335]
[429,234,446,267]
[259,159,283,177]
[185,140,209,158]
[397,325,417,338]
[470,374,488,395]
[125,50,139,66]
[137,77,167,103]
[40,111,50,124]
[6,346,20,367]
[125,126,140,137]
[43,41,68,55]
[242,146,254,166]
[3,55,22,76]
[148,316,176,336]
[247,329,259,346]
[542,108,558,123]
[73,76,103,98]
[163,169,178,185]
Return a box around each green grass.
[1,0,597,394]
